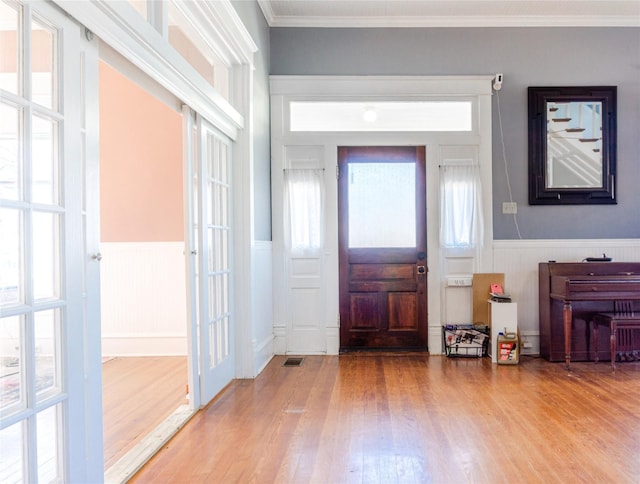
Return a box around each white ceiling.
[257,0,640,28]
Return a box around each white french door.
[185,111,235,406]
[0,1,100,482]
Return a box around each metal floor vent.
[283,357,304,367]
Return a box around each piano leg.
[593,320,599,363]
[563,301,573,370]
[610,321,617,371]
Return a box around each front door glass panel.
[348,162,416,248]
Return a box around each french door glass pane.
[208,323,216,367]
[37,404,61,483]
[32,211,60,301]
[0,315,23,411]
[218,141,229,183]
[348,162,416,248]
[35,309,60,401]
[0,102,20,200]
[206,181,214,225]
[220,186,228,226]
[0,421,24,483]
[208,275,216,323]
[0,208,23,307]
[31,17,55,110]
[213,184,220,227]
[0,1,19,96]
[221,272,229,313]
[208,138,217,180]
[208,139,220,180]
[217,230,230,271]
[207,228,214,273]
[31,115,58,206]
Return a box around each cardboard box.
[472,273,505,326]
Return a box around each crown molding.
[265,15,640,28]
[257,0,640,29]
[257,0,276,26]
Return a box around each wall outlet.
[502,202,517,214]
[522,341,533,349]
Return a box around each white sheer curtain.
[284,169,324,254]
[439,164,484,248]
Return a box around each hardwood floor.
[102,356,188,470]
[130,354,640,483]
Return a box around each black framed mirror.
[528,86,617,204]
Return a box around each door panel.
[338,146,427,350]
[197,116,234,404]
[0,1,100,481]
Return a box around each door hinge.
[336,165,339,180]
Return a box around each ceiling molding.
[257,0,276,26]
[258,1,640,28]
[265,15,640,28]
[269,16,640,28]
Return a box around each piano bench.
[592,312,640,371]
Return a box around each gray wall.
[232,0,272,241]
[270,27,640,239]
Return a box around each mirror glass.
[546,101,603,189]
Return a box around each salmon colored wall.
[0,31,51,72]
[99,60,183,242]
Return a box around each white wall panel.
[100,242,188,356]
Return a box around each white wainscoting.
[493,239,640,355]
[100,242,188,356]
[252,241,275,375]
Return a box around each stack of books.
[489,282,511,302]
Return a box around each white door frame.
[55,0,260,411]
[270,76,495,355]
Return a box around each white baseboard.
[253,335,275,376]
[273,326,287,355]
[430,325,444,355]
[519,330,540,356]
[326,326,339,355]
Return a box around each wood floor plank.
[130,355,640,483]
[102,356,188,470]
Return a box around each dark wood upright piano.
[539,262,640,367]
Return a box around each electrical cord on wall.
[495,89,523,239]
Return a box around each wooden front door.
[338,146,428,350]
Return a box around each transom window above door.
[289,101,473,132]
